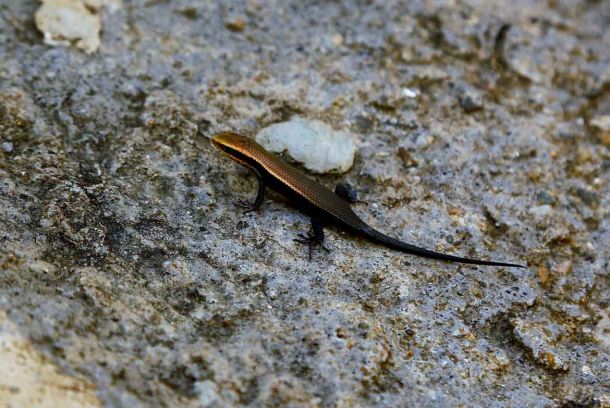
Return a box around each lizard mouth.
[211,134,252,169]
[211,134,235,156]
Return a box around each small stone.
[512,318,569,371]
[536,191,555,205]
[256,117,357,173]
[225,16,246,32]
[554,261,572,276]
[493,351,510,370]
[528,205,553,217]
[335,327,347,338]
[575,146,595,165]
[1,142,14,152]
[575,188,599,207]
[397,147,418,168]
[35,0,102,54]
[178,7,198,20]
[402,88,419,98]
[27,260,57,275]
[414,132,433,148]
[413,66,449,82]
[537,266,550,287]
[590,115,610,146]
[507,48,547,84]
[331,34,344,46]
[195,380,221,407]
[458,88,484,113]
[446,206,464,217]
[555,120,584,141]
[528,167,543,182]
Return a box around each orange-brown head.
[211,132,262,168]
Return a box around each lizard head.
[211,132,261,168]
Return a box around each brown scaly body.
[211,131,524,268]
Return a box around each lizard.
[211,131,524,268]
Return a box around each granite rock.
[0,1,608,407]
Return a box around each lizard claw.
[235,199,257,214]
[293,234,329,260]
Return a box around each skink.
[211,131,524,268]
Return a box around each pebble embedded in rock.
[575,188,599,207]
[590,115,610,146]
[402,88,419,98]
[397,146,418,168]
[528,205,553,217]
[225,16,246,32]
[458,88,484,113]
[537,266,551,287]
[35,0,103,54]
[536,191,556,205]
[512,317,570,372]
[255,117,357,173]
[1,142,13,153]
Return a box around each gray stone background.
[0,0,608,407]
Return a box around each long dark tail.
[360,226,525,268]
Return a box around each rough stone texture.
[0,1,608,407]
[0,310,102,407]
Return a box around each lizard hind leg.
[334,182,366,204]
[334,182,358,203]
[293,217,330,260]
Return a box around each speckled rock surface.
[0,1,608,407]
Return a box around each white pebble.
[402,88,419,98]
[34,0,118,54]
[256,117,357,173]
[528,205,553,217]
